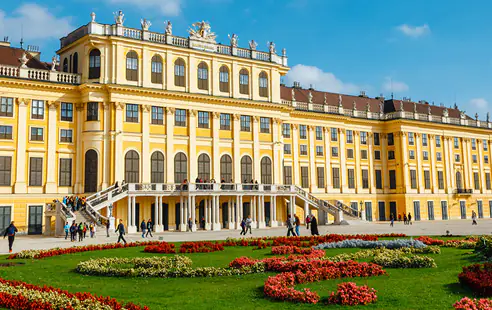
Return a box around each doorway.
[28,205,43,235]
[84,150,98,193]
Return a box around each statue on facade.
[399,101,404,112]
[413,102,417,113]
[228,33,238,47]
[114,10,124,25]
[51,56,58,71]
[366,102,370,112]
[460,110,466,119]
[352,101,357,111]
[249,40,257,50]
[475,113,479,121]
[379,102,384,114]
[189,21,216,42]
[267,41,276,54]
[443,108,449,117]
[323,93,327,104]
[164,20,173,35]
[19,52,28,68]
[427,105,431,115]
[282,48,286,56]
[308,91,313,103]
[338,94,342,107]
[291,88,296,101]
[90,12,96,22]
[141,18,151,31]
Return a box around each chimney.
[27,45,41,60]
[0,36,10,47]
[293,81,301,88]
[359,90,367,98]
[308,84,314,91]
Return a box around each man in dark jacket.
[140,220,147,238]
[3,221,18,253]
[116,220,127,244]
[146,219,153,237]
[310,215,319,236]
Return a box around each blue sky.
[1,0,491,117]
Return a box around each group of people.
[140,219,154,238]
[179,179,266,191]
[194,177,217,190]
[239,216,253,235]
[390,213,413,226]
[62,196,86,212]
[286,214,319,236]
[64,221,97,242]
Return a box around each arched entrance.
[84,150,98,193]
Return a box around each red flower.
[327,282,378,306]
[458,263,492,296]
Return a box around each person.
[472,211,478,225]
[3,221,18,253]
[390,214,394,227]
[83,222,88,239]
[116,219,127,244]
[403,214,408,225]
[92,222,96,238]
[286,214,296,236]
[408,212,412,225]
[146,219,153,237]
[70,222,77,242]
[89,223,94,238]
[140,220,147,238]
[64,221,70,240]
[106,220,110,237]
[78,222,84,242]
[187,217,193,232]
[294,214,301,237]
[310,215,319,236]
[240,218,246,235]
[305,215,311,229]
[245,215,253,234]
[201,217,205,229]
[398,213,402,222]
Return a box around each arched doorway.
[84,150,98,193]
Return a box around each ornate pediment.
[188,21,216,43]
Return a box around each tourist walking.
[286,214,296,236]
[146,219,153,237]
[64,221,70,240]
[187,218,193,232]
[403,214,408,225]
[310,215,319,236]
[106,221,110,237]
[83,222,88,239]
[89,223,94,238]
[116,220,127,245]
[294,214,301,236]
[472,211,478,225]
[390,214,394,227]
[245,215,253,234]
[408,213,412,225]
[3,221,17,253]
[305,215,311,229]
[140,220,147,238]
[70,222,77,242]
[78,223,84,242]
[240,218,246,235]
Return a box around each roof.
[0,46,49,70]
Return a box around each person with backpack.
[89,223,94,238]
[83,222,88,239]
[3,221,17,253]
[140,220,147,238]
[78,223,84,242]
[116,219,127,244]
[64,221,70,240]
[70,222,76,242]
[146,219,153,237]
[239,218,246,235]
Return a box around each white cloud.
[396,24,430,38]
[469,98,488,109]
[0,4,74,43]
[382,77,409,93]
[106,0,182,16]
[285,64,362,94]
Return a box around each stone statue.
[291,88,296,101]
[460,110,466,119]
[189,21,216,42]
[428,105,431,115]
[108,204,113,218]
[379,102,384,114]
[352,101,357,111]
[249,40,258,50]
[399,101,404,112]
[228,33,238,47]
[475,113,479,121]
[443,108,449,117]
[338,94,342,107]
[114,10,124,25]
[487,112,490,122]
[282,48,286,56]
[51,56,58,71]
[413,102,417,113]
[308,91,313,103]
[90,12,96,22]
[267,41,276,54]
[165,20,173,35]
[141,18,151,31]
[366,102,370,112]
[323,93,327,105]
[19,52,28,68]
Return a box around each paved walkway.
[3,219,492,255]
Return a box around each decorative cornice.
[141,104,151,113]
[75,103,85,111]
[47,101,59,110]
[166,107,175,114]
[16,98,29,106]
[253,116,260,123]
[115,102,125,110]
[273,118,282,124]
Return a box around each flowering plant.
[314,238,427,250]
[453,297,492,309]
[458,263,492,296]
[327,282,378,306]
[372,250,437,268]
[271,246,315,255]
[143,242,176,254]
[179,241,224,253]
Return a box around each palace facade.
[0,12,491,234]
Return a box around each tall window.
[220,114,231,130]
[259,71,268,97]
[240,156,253,182]
[389,170,396,189]
[197,62,209,90]
[474,172,480,190]
[88,49,101,79]
[484,140,489,151]
[410,170,417,189]
[29,157,43,186]
[388,133,394,146]
[486,173,491,190]
[197,154,211,181]
[151,106,164,125]
[373,133,380,145]
[151,152,165,183]
[260,117,270,133]
[375,170,382,189]
[60,103,73,121]
[284,144,291,154]
[346,130,353,143]
[175,109,186,126]
[240,115,251,132]
[360,132,367,144]
[60,129,73,143]
[454,137,459,148]
[0,156,12,186]
[0,97,14,117]
[332,168,340,189]
[347,149,354,158]
[72,53,78,74]
[87,102,98,121]
[316,146,323,156]
[151,55,163,84]
[124,151,140,183]
[361,150,368,159]
[424,170,431,189]
[239,69,249,95]
[261,157,272,184]
[126,104,139,123]
[472,138,477,150]
[282,124,291,138]
[301,167,309,188]
[456,171,463,189]
[300,145,308,155]
[408,132,414,145]
[174,58,186,87]
[332,147,339,157]
[436,136,441,147]
[219,66,229,92]
[126,51,138,81]
[422,134,428,146]
[348,169,355,189]
[174,152,187,183]
[198,111,210,128]
[299,125,307,139]
[283,166,292,185]
[317,167,325,188]
[0,126,12,139]
[438,171,444,189]
[59,158,72,186]
[374,150,381,160]
[362,169,369,189]
[220,155,232,182]
[316,126,323,140]
[436,152,442,161]
[31,100,44,119]
[331,128,338,141]
[388,150,395,160]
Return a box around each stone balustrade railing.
[0,64,81,85]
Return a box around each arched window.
[151,151,165,183]
[197,62,208,90]
[151,54,163,84]
[241,156,253,183]
[259,71,268,97]
[220,155,232,182]
[261,157,272,184]
[125,150,140,183]
[456,171,463,190]
[197,153,211,181]
[72,53,78,74]
[63,58,68,72]
[88,49,101,79]
[174,152,187,183]
[174,58,185,87]
[219,66,229,93]
[126,51,138,81]
[239,69,249,95]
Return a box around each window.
[220,113,231,130]
[198,111,210,128]
[409,150,415,159]
[0,126,12,139]
[389,170,396,189]
[423,151,429,161]
[373,133,380,146]
[486,155,489,164]
[29,157,43,186]
[60,129,72,143]
[348,169,355,189]
[362,169,369,189]
[151,106,164,125]
[197,154,211,181]
[60,103,73,121]
[240,115,251,132]
[219,66,229,92]
[30,127,43,141]
[410,170,417,189]
[484,140,488,151]
[87,102,98,121]
[126,51,138,81]
[486,173,491,190]
[408,132,414,145]
[360,132,367,144]
[472,155,477,164]
[63,58,68,72]
[124,151,140,183]
[31,100,44,119]
[438,171,444,189]
[126,104,139,123]
[174,58,186,87]
[299,125,307,139]
[454,137,459,148]
[316,146,323,156]
[331,128,338,141]
[436,136,441,147]
[388,133,394,146]
[151,55,163,84]
[240,156,253,182]
[474,172,480,190]
[151,152,165,183]
[197,62,209,90]
[455,154,460,162]
[220,155,232,182]
[282,124,291,138]
[374,150,381,160]
[175,109,186,127]
[472,138,476,150]
[347,149,354,159]
[261,157,272,184]
[284,166,292,185]
[59,158,72,186]
[346,130,353,143]
[388,150,395,160]
[301,167,309,188]
[375,170,382,189]
[361,150,368,159]
[0,156,12,186]
[88,49,101,79]
[0,97,14,117]
[174,152,187,183]
[331,147,339,157]
[239,69,249,95]
[284,144,291,155]
[424,170,431,189]
[300,145,307,155]
[428,201,435,221]
[260,117,270,133]
[436,152,442,161]
[259,71,268,97]
[422,134,428,146]
[316,126,323,140]
[332,168,340,189]
[456,171,463,189]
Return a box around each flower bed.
[179,241,224,253]
[458,263,492,296]
[327,282,378,306]
[372,250,437,268]
[453,297,492,309]
[314,238,427,250]
[415,236,478,249]
[0,278,148,309]
[327,246,440,263]
[271,246,315,255]
[143,242,176,254]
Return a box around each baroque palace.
[0,11,491,235]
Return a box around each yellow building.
[0,12,490,234]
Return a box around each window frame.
[219,66,230,93]
[125,51,139,81]
[60,102,73,122]
[151,55,163,84]
[31,100,45,120]
[239,69,249,95]
[87,102,98,121]
[0,97,14,117]
[240,115,251,132]
[0,126,12,140]
[60,129,73,143]
[220,113,231,130]
[197,62,209,90]
[58,158,72,187]
[151,106,164,125]
[258,71,268,97]
[197,111,210,129]
[29,157,43,186]
[125,104,139,123]
[0,156,12,186]
[174,58,186,87]
[30,127,44,142]
[175,109,187,127]
[260,117,270,133]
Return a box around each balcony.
[0,64,81,85]
[454,188,473,195]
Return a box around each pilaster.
[114,102,125,183]
[400,131,409,193]
[324,127,332,191]
[233,114,241,182]
[189,109,197,180]
[142,105,151,183]
[253,116,260,181]
[381,133,389,192]
[308,126,316,191]
[102,102,111,188]
[212,112,220,180]
[74,102,84,193]
[429,135,438,192]
[14,98,29,193]
[368,133,375,193]
[292,124,300,185]
[415,133,424,192]
[339,129,348,192]
[273,118,281,184]
[45,101,59,193]
[166,107,175,183]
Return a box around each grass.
[0,242,480,310]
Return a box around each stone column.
[127,196,131,228]
[215,196,221,230]
[155,196,163,232]
[204,198,210,230]
[253,116,260,181]
[45,101,59,193]
[443,137,453,193]
[269,196,275,226]
[292,124,300,185]
[400,132,410,193]
[324,127,332,192]
[212,112,220,180]
[304,200,309,222]
[190,195,196,231]
[166,108,175,183]
[259,195,266,228]
[466,139,474,188]
[251,196,256,225]
[462,138,470,189]
[114,102,125,183]
[290,195,295,216]
[142,105,151,183]
[233,114,241,182]
[73,102,84,193]
[128,196,137,233]
[179,195,186,231]
[14,98,29,193]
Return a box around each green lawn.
[0,243,479,309]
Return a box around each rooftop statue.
[249,40,258,50]
[399,101,404,112]
[460,110,466,119]
[379,102,384,114]
[51,56,58,71]
[114,10,124,25]
[443,108,449,117]
[165,20,172,35]
[413,102,417,113]
[308,91,313,103]
[189,21,216,43]
[338,94,342,107]
[282,48,286,56]
[19,52,28,68]
[428,105,431,115]
[267,41,276,54]
[90,12,96,23]
[141,18,151,31]
[291,88,296,101]
[475,113,479,121]
[323,93,327,104]
[228,33,238,47]
[366,102,371,112]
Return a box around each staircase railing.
[58,200,76,221]
[293,186,339,216]
[329,200,361,218]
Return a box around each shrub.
[372,250,437,268]
[327,282,378,306]
[144,242,176,254]
[458,263,492,296]
[475,236,492,259]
